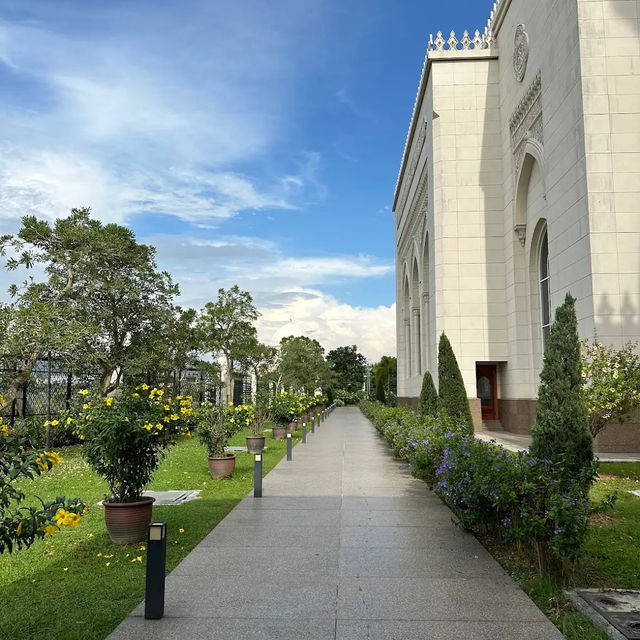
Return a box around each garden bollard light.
[254,454,262,497]
[311,417,315,433]
[302,423,306,443]
[286,433,292,460]
[145,522,167,620]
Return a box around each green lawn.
[0,429,299,640]
[483,461,640,640]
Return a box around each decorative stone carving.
[509,71,542,176]
[514,224,527,247]
[397,166,428,261]
[428,29,493,52]
[397,120,427,215]
[513,24,529,82]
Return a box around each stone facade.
[394,0,640,449]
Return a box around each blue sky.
[0,0,490,360]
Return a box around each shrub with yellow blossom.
[224,403,254,437]
[72,386,193,503]
[0,395,85,553]
[271,392,305,426]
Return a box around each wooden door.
[476,364,498,421]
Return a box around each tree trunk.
[4,350,40,415]
[226,357,234,405]
[100,368,114,396]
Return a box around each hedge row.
[360,400,593,565]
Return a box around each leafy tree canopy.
[276,335,331,395]
[326,345,366,393]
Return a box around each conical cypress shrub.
[438,333,473,431]
[530,294,594,485]
[418,371,438,417]
[375,374,386,404]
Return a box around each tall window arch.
[539,229,551,350]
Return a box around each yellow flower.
[179,528,184,533]
[97,553,102,557]
[51,420,59,426]
[105,398,114,406]
[106,562,111,567]
[44,525,57,537]
[163,416,170,423]
[63,567,68,572]
[156,423,164,431]
[1,424,8,436]
[144,423,153,431]
[141,384,150,390]
[170,414,179,421]
[83,403,89,410]
[79,389,89,396]
[164,405,170,410]
[66,417,73,425]
[139,545,146,551]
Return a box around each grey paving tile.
[201,523,340,549]
[341,507,455,527]
[110,617,336,640]
[224,507,340,527]
[340,524,472,548]
[173,546,339,577]
[236,496,342,510]
[341,495,439,510]
[337,577,551,622]
[336,620,564,639]
[130,575,338,619]
[339,546,498,578]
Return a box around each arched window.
[539,229,551,350]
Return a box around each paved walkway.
[109,407,563,640]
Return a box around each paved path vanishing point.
[108,406,564,640]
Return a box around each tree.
[198,286,259,403]
[375,374,386,403]
[236,336,278,394]
[0,208,178,400]
[418,371,438,417]
[276,335,331,394]
[438,333,473,430]
[530,294,594,486]
[326,345,366,393]
[581,338,640,437]
[372,356,397,402]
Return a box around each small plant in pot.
[73,385,193,545]
[271,392,302,439]
[246,407,269,453]
[196,405,235,479]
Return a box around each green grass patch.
[482,461,640,640]
[0,428,298,640]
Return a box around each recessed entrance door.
[476,364,498,421]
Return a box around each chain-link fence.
[0,358,223,427]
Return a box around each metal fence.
[0,358,223,427]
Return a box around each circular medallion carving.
[513,24,529,82]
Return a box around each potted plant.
[271,392,302,439]
[197,405,235,479]
[73,385,193,544]
[246,407,269,453]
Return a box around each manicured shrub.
[360,398,594,566]
[375,375,386,403]
[530,294,595,490]
[437,333,473,430]
[418,371,438,417]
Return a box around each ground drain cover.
[571,589,640,639]
[97,490,201,507]
[225,446,268,452]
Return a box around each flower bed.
[360,400,593,564]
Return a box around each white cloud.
[256,289,396,362]
[0,6,325,224]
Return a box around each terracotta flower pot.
[246,436,266,454]
[104,496,155,545]
[207,454,236,479]
[272,425,287,440]
[287,421,297,433]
